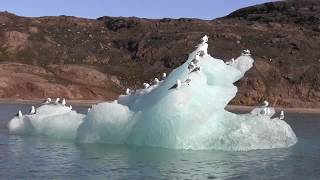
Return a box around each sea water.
[0,104,319,179]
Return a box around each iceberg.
[8,35,297,151]
[8,105,84,140]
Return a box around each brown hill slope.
[0,0,319,107]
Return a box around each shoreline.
[1,98,320,114]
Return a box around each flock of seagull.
[125,72,167,95]
[15,97,72,118]
[260,101,285,120]
[124,36,252,93]
[124,35,209,95]
[14,35,285,121]
[122,35,285,120]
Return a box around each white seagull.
[189,66,201,74]
[169,80,182,90]
[61,98,66,106]
[263,101,269,107]
[16,110,23,118]
[261,101,269,115]
[225,58,235,65]
[188,62,196,71]
[162,73,167,79]
[143,83,150,89]
[185,77,192,85]
[201,35,208,43]
[54,98,60,104]
[191,54,200,64]
[42,98,52,104]
[242,49,251,56]
[153,78,160,84]
[29,106,36,115]
[126,88,131,95]
[280,110,285,120]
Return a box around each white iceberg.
[8,105,84,140]
[8,35,297,151]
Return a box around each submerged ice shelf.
[8,36,297,151]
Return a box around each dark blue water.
[1,104,320,179]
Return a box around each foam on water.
[8,36,297,151]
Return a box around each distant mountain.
[0,0,319,107]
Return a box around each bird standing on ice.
[29,106,36,115]
[191,54,200,64]
[16,110,23,118]
[54,98,60,105]
[280,110,285,120]
[126,88,131,95]
[225,58,235,65]
[242,49,251,56]
[162,73,167,80]
[261,101,269,115]
[168,80,182,90]
[42,98,52,104]
[188,62,196,71]
[61,98,66,106]
[153,78,160,85]
[196,35,209,55]
[185,77,192,85]
[189,66,201,74]
[143,83,150,89]
[201,35,208,43]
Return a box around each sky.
[0,0,275,20]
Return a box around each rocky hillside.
[0,0,319,107]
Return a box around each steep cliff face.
[0,0,319,107]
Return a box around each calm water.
[1,104,320,179]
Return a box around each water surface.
[1,104,320,179]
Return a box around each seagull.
[263,101,269,107]
[189,66,201,74]
[126,88,131,95]
[201,35,208,43]
[162,73,167,80]
[168,80,182,90]
[16,110,23,118]
[242,49,251,56]
[188,62,196,71]
[153,78,160,85]
[54,98,60,104]
[191,54,200,64]
[280,110,285,120]
[185,77,192,85]
[225,58,235,65]
[61,98,66,106]
[261,101,269,115]
[143,83,150,89]
[42,98,52,104]
[196,35,209,56]
[69,105,73,110]
[88,108,91,113]
[29,106,36,115]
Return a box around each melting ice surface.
[8,36,297,151]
